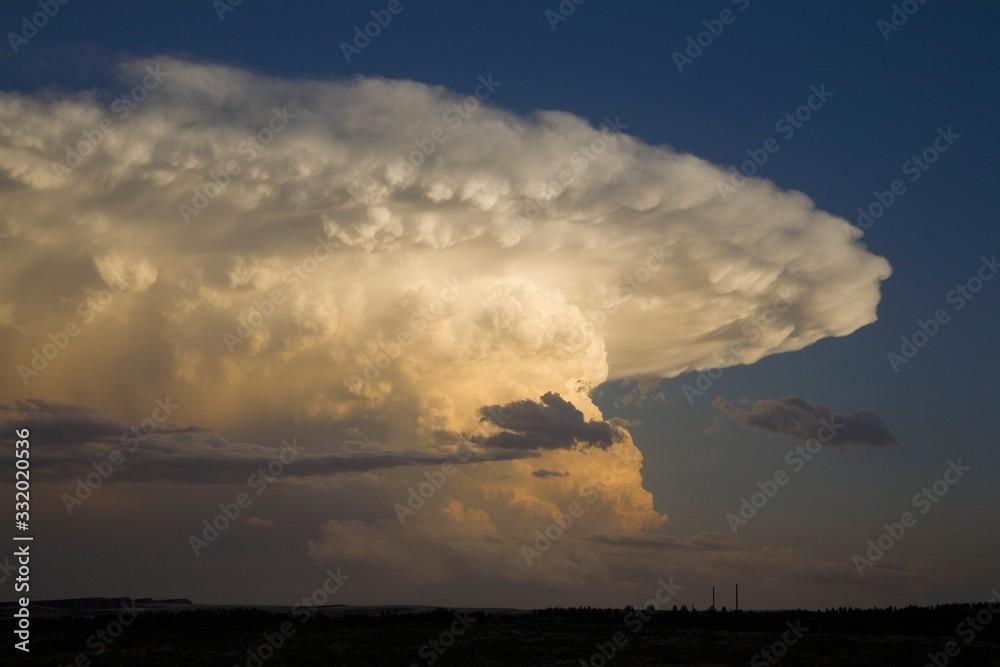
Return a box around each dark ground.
[6,603,1000,666]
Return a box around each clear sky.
[0,0,997,611]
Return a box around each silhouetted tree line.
[14,602,1000,640]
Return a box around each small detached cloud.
[473,392,623,451]
[245,518,275,529]
[713,395,898,448]
[531,469,569,478]
[615,375,666,409]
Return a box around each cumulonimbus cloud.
[0,57,894,602]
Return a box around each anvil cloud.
[0,57,895,604]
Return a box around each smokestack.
[712,586,715,611]
[736,584,739,611]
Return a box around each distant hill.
[0,597,193,617]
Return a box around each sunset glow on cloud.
[0,56,907,606]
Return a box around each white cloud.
[0,57,892,602]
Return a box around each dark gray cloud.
[0,399,534,484]
[0,398,208,446]
[43,444,534,485]
[585,532,751,552]
[712,396,898,448]
[473,392,622,451]
[531,469,569,478]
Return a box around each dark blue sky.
[2,0,998,608]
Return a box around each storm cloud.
[0,56,895,604]
[713,396,898,447]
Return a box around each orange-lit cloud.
[0,57,895,604]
